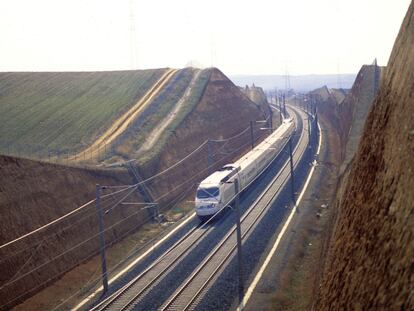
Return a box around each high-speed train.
[195,117,295,219]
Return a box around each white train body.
[195,118,295,218]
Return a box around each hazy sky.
[0,0,411,75]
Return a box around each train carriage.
[195,118,294,219]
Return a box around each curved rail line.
[91,107,307,311]
[160,107,308,311]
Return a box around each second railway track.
[160,107,308,311]
[90,106,309,311]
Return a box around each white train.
[195,117,295,219]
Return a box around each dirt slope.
[338,64,385,169]
[316,2,414,309]
[0,156,145,309]
[309,63,383,162]
[239,84,270,115]
[114,67,212,164]
[310,86,342,133]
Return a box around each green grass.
[134,68,212,164]
[0,69,166,157]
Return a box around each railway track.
[91,223,214,311]
[91,106,309,311]
[160,107,308,311]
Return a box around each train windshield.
[196,187,219,199]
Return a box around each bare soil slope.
[310,63,383,162]
[338,64,384,169]
[0,156,146,309]
[239,84,270,115]
[316,2,414,309]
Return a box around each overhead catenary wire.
[0,186,196,311]
[49,186,198,311]
[0,187,141,263]
[113,113,299,310]
[0,130,252,276]
[0,124,256,250]
[0,122,273,311]
[153,139,255,202]
[93,125,295,308]
[0,194,147,291]
[96,130,294,309]
[0,133,258,291]
[0,184,138,251]
[0,198,154,291]
[4,116,294,310]
[131,122,262,186]
[0,123,272,261]
[209,126,251,143]
[0,135,249,266]
[2,240,46,288]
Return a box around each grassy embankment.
[116,68,212,164]
[0,69,166,158]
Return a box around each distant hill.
[229,74,356,92]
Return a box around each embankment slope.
[239,84,270,114]
[0,69,167,157]
[0,156,144,309]
[316,2,414,309]
[311,63,383,163]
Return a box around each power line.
[0,122,267,308]
[0,123,285,309]
[0,185,137,251]
[12,124,254,248]
[1,132,250,263]
[0,133,257,288]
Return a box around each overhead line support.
[96,184,109,294]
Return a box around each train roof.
[234,118,294,168]
[198,117,294,188]
[198,164,239,187]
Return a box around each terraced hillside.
[0,69,167,157]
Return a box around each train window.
[219,165,234,171]
[197,187,220,198]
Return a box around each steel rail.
[160,107,308,311]
[92,107,305,311]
